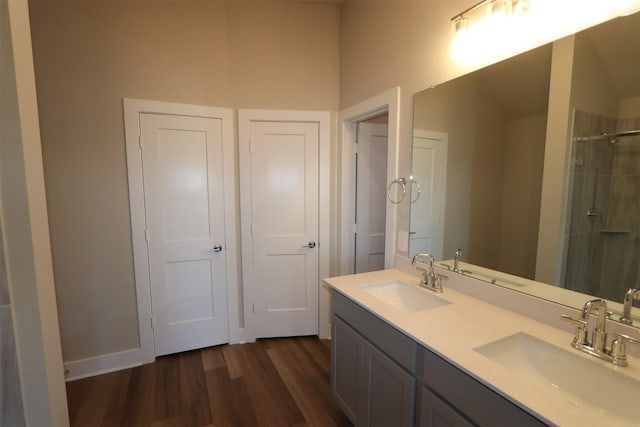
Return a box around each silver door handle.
[302,241,316,249]
[207,245,223,253]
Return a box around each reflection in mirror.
[409,130,447,260]
[563,13,640,304]
[410,12,640,327]
[410,43,551,278]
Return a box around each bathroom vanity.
[325,269,640,427]
[332,290,543,426]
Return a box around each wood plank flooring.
[66,337,352,427]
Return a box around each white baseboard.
[64,347,149,382]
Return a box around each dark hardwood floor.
[66,337,352,427]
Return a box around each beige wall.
[29,0,339,363]
[619,96,640,118]
[571,32,619,118]
[227,2,339,109]
[498,114,547,278]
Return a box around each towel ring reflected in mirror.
[410,178,421,203]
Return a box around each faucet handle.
[561,314,587,327]
[561,314,588,346]
[594,307,614,319]
[610,333,640,367]
[413,264,428,273]
[433,273,448,293]
[436,272,448,283]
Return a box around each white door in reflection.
[355,122,388,273]
[244,119,319,338]
[141,113,228,356]
[409,130,448,260]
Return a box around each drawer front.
[333,290,418,373]
[420,347,548,427]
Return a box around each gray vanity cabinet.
[331,315,363,423]
[331,290,547,427]
[332,291,417,426]
[418,343,547,427]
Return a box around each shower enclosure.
[564,109,640,301]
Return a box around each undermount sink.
[474,332,640,424]
[362,280,451,312]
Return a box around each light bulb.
[490,0,512,18]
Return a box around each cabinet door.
[417,385,473,427]
[365,341,416,427]
[332,315,364,424]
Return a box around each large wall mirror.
[410,11,640,327]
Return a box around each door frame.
[123,98,240,364]
[238,109,331,340]
[338,88,400,275]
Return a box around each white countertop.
[324,269,640,427]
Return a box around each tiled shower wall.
[0,222,25,426]
[601,117,640,300]
[565,110,640,301]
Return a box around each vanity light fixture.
[450,0,640,65]
[511,0,531,15]
[450,0,514,32]
[450,15,471,60]
[489,0,512,18]
[450,0,519,63]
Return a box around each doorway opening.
[338,88,400,276]
[354,115,389,273]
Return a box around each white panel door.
[409,132,447,260]
[140,113,228,356]
[355,122,388,273]
[248,121,319,338]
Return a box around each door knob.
[302,241,316,249]
[207,245,223,253]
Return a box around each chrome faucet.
[562,298,640,366]
[619,286,639,325]
[453,248,462,273]
[412,253,447,292]
[582,298,608,351]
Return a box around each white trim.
[3,1,68,423]
[237,110,256,342]
[63,348,142,382]
[238,109,332,340]
[122,98,240,371]
[338,88,401,275]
